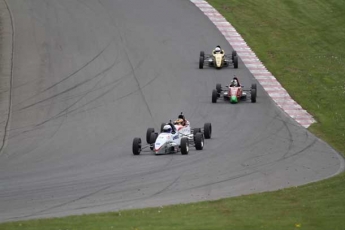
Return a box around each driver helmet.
[163,125,172,133]
[215,46,221,52]
[174,118,184,125]
[233,79,238,86]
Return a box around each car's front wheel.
[212,89,218,103]
[204,123,212,139]
[132,137,141,155]
[216,83,222,94]
[251,88,257,103]
[233,55,238,69]
[199,56,204,69]
[146,128,155,144]
[180,138,189,155]
[194,133,204,150]
[149,132,158,150]
[232,50,237,61]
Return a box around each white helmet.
[231,79,238,87]
[163,125,172,133]
[215,47,221,52]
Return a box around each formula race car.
[132,118,212,155]
[212,77,257,104]
[199,47,238,69]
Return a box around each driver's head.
[215,47,221,52]
[174,119,184,125]
[178,114,185,120]
[163,125,172,133]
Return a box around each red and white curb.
[191,0,316,128]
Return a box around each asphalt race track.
[0,0,343,222]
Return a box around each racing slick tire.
[216,83,222,94]
[132,137,142,155]
[233,55,238,69]
[149,132,158,150]
[199,53,204,69]
[194,133,204,150]
[160,123,166,133]
[251,83,257,98]
[193,128,201,135]
[212,89,218,103]
[180,137,189,155]
[146,128,155,144]
[251,88,257,103]
[204,123,212,139]
[232,50,237,61]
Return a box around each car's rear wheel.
[232,50,237,61]
[199,54,204,69]
[180,138,189,155]
[146,128,155,144]
[216,83,222,94]
[193,128,201,135]
[149,132,158,150]
[251,83,257,98]
[204,123,212,139]
[251,88,257,103]
[132,138,141,155]
[212,89,218,103]
[160,123,166,133]
[195,133,204,150]
[233,55,238,69]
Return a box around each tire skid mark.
[16,59,121,111]
[7,178,128,220]
[6,57,150,140]
[0,0,14,155]
[7,154,177,219]
[34,58,148,125]
[281,119,296,158]
[7,63,118,139]
[97,0,155,120]
[60,67,162,120]
[14,39,114,108]
[150,176,181,197]
[176,138,316,193]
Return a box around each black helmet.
[178,112,185,120]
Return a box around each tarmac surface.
[0,0,343,222]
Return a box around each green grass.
[1,0,345,229]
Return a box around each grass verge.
[1,0,345,229]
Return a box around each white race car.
[132,120,212,155]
